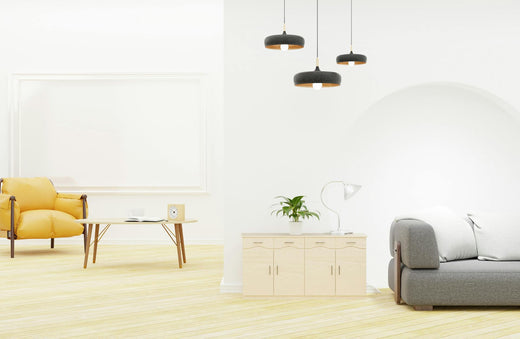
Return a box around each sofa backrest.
[2,177,57,212]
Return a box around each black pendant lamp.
[336,0,367,65]
[294,0,341,89]
[264,0,304,51]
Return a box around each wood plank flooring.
[1,243,520,338]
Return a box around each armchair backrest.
[1,177,57,212]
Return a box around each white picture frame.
[9,73,208,194]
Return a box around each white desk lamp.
[320,181,361,235]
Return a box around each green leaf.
[271,194,320,222]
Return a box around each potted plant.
[271,195,320,235]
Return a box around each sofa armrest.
[55,193,88,219]
[390,218,439,269]
[0,194,20,232]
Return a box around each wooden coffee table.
[76,218,197,269]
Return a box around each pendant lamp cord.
[350,0,353,52]
[283,0,286,30]
[316,0,319,64]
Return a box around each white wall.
[0,0,224,244]
[3,0,520,290]
[223,0,520,290]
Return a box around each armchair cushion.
[2,177,56,212]
[55,193,88,219]
[0,194,20,231]
[16,210,84,239]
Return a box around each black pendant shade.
[337,0,367,66]
[294,66,341,87]
[265,0,304,51]
[294,0,341,89]
[264,31,305,50]
[336,51,367,65]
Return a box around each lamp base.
[330,230,353,235]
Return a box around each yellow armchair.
[0,177,88,258]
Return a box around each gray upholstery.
[388,258,396,291]
[389,219,440,269]
[400,260,520,306]
[389,219,520,307]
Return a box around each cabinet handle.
[331,265,334,275]
[315,241,325,244]
[346,241,357,244]
[269,265,271,275]
[284,241,294,244]
[276,265,279,275]
[338,265,341,275]
[253,241,263,244]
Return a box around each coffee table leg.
[93,224,99,263]
[175,224,182,268]
[178,223,186,264]
[83,224,93,269]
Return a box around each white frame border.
[9,73,208,194]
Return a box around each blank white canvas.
[12,74,207,192]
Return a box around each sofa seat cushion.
[16,210,84,239]
[398,259,520,306]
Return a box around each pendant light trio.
[264,0,366,90]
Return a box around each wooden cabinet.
[273,238,304,296]
[242,238,273,296]
[242,234,366,296]
[305,237,336,296]
[335,238,366,296]
[242,236,304,296]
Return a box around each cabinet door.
[243,241,273,296]
[304,238,336,296]
[273,239,304,296]
[336,240,366,296]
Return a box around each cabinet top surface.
[242,233,366,238]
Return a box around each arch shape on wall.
[339,80,520,221]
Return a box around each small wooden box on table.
[242,233,366,296]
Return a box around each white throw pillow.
[467,213,520,261]
[397,206,477,262]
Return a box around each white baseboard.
[219,279,381,295]
[220,278,243,294]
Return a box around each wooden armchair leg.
[10,196,15,258]
[83,228,87,253]
[81,195,87,254]
[10,232,14,258]
[51,238,54,248]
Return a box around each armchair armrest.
[55,193,88,219]
[0,194,20,232]
[390,218,440,269]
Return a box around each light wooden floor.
[1,243,520,338]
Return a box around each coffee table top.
[76,218,197,225]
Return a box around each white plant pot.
[289,221,303,235]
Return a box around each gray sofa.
[388,219,520,310]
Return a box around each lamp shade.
[343,183,362,200]
[320,181,362,234]
[336,0,367,66]
[265,31,305,50]
[336,51,367,65]
[294,66,341,87]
